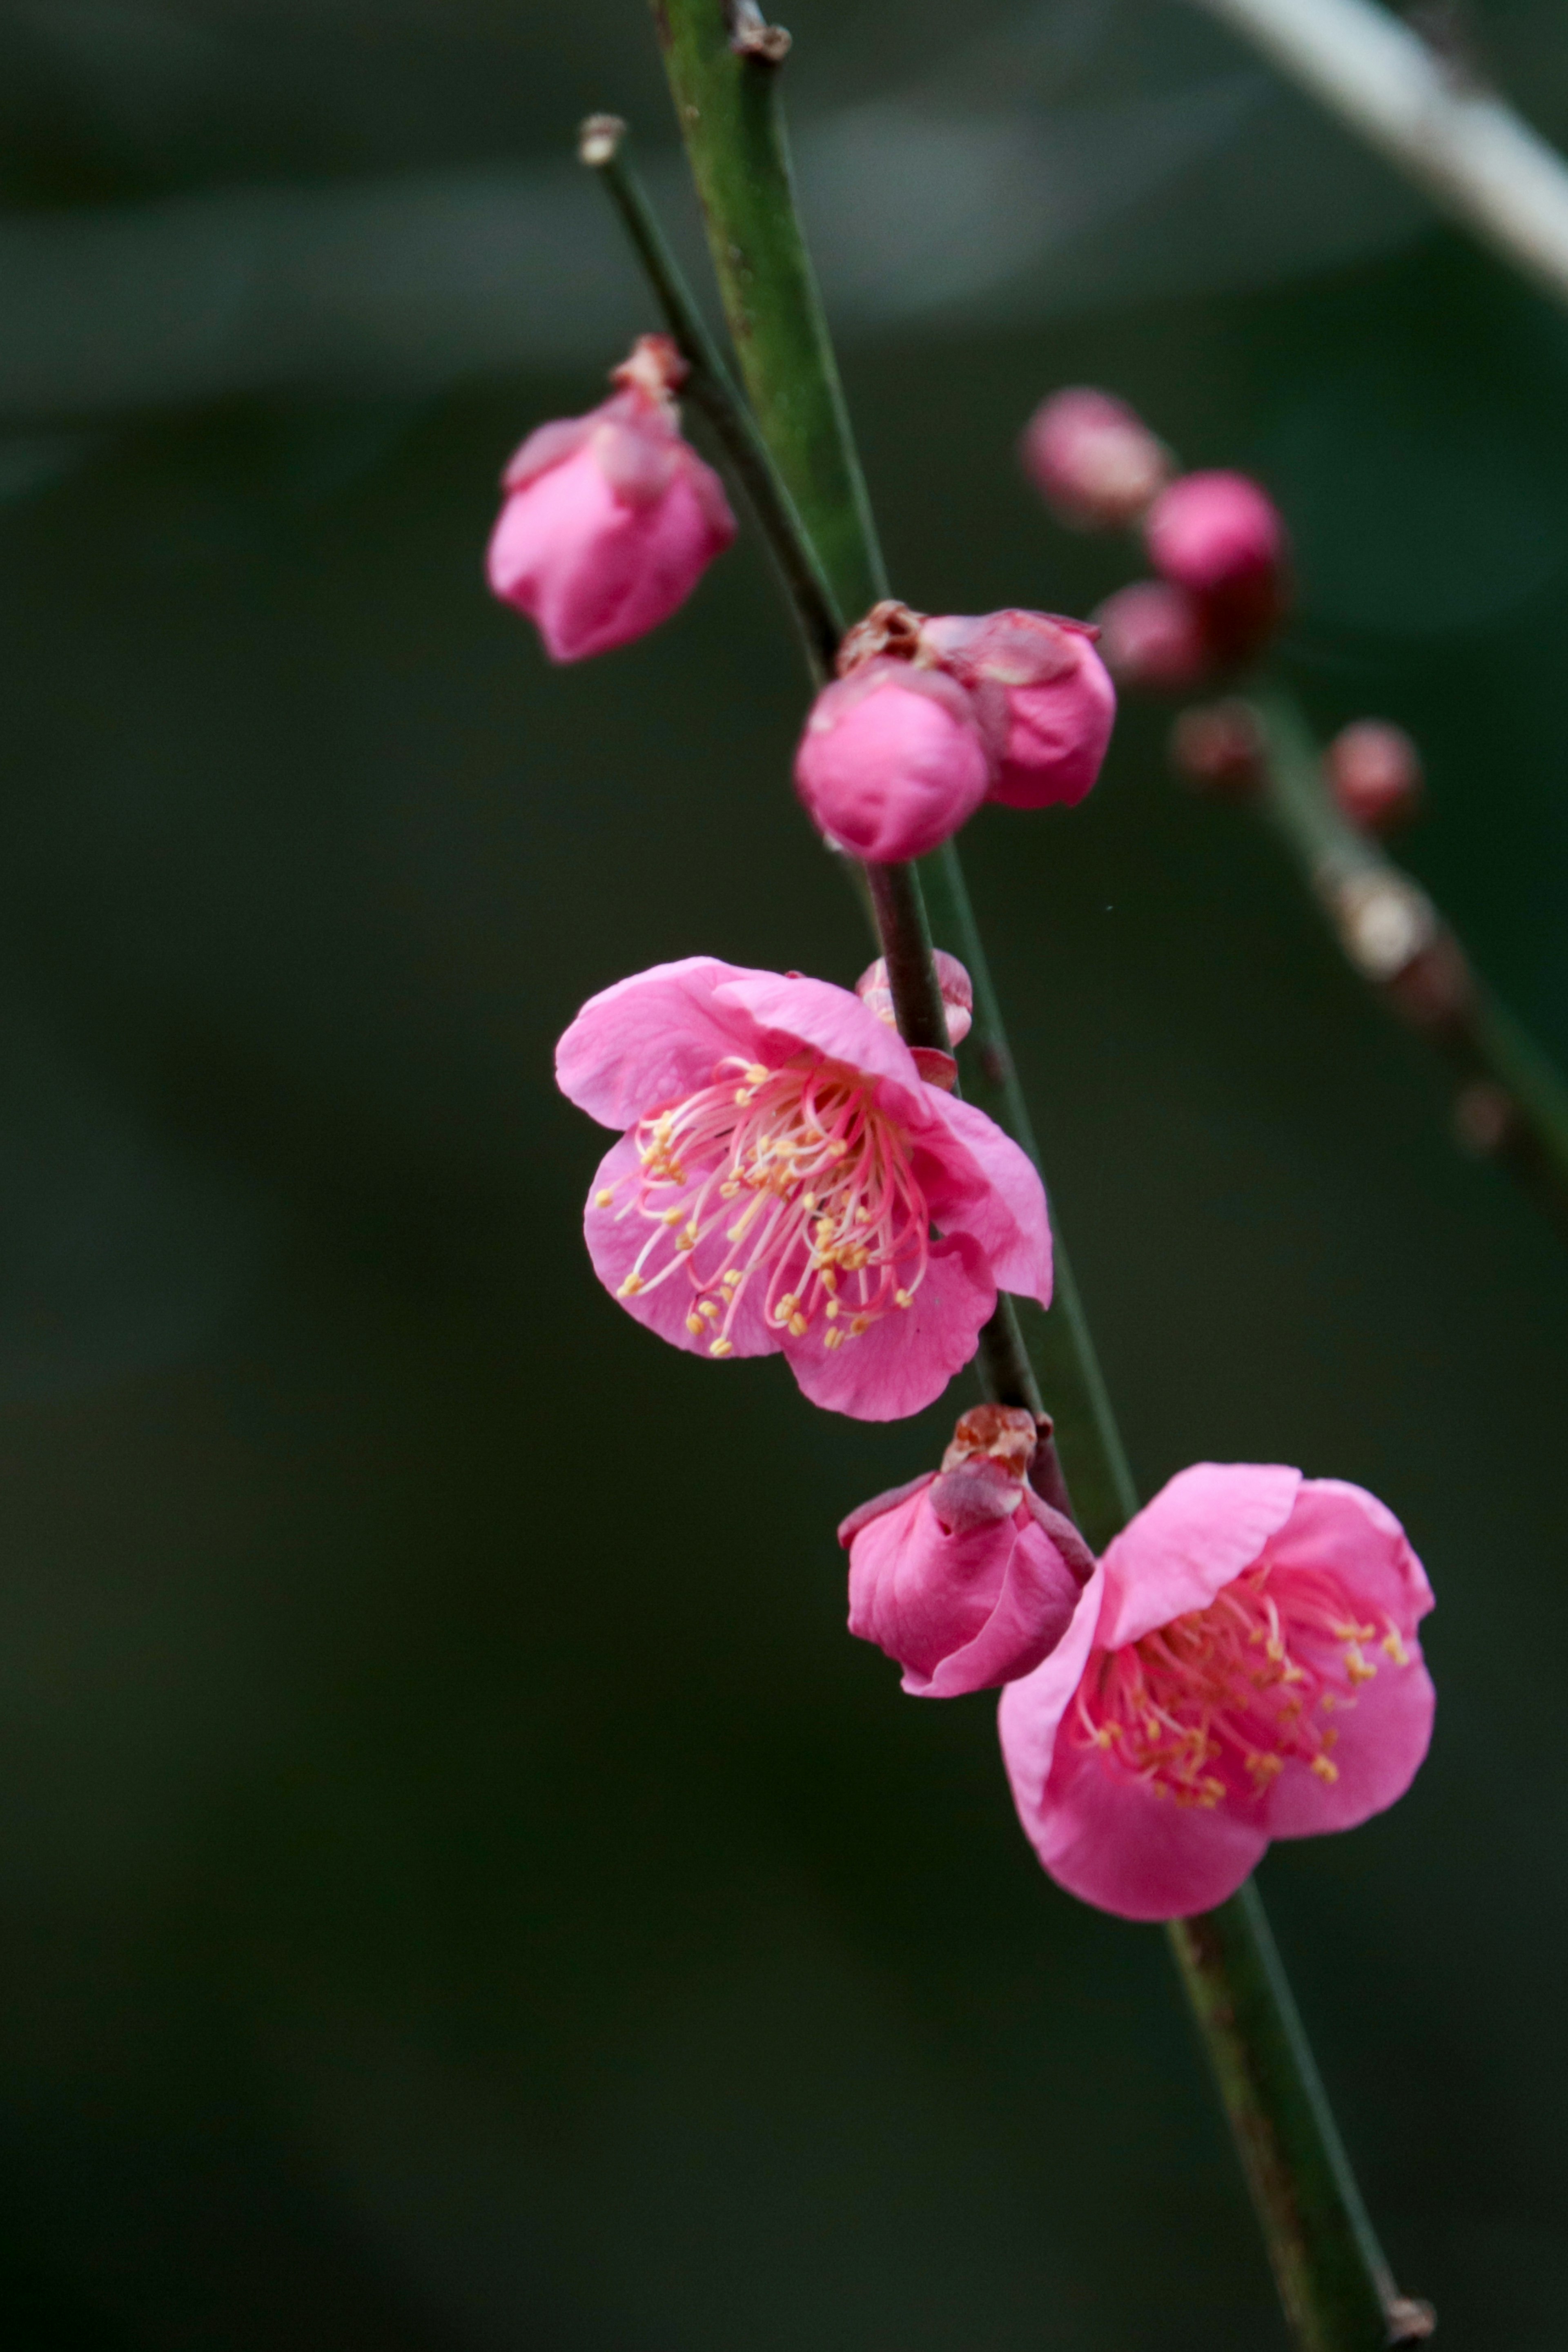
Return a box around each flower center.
[596,1052,929,1358]
[1074,1563,1414,1808]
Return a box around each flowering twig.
[625,5,1429,2341]
[1242,686,1568,1242]
[1185,0,1568,310]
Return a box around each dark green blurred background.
[2,1,1566,2343]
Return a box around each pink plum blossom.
[487,334,736,663]
[1021,388,1174,530]
[841,1404,1094,1695]
[1092,580,1214,695]
[920,609,1116,810]
[556,957,1052,1420]
[794,658,996,862]
[1143,470,1287,663]
[999,1464,1435,1920]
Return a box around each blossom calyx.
[487,334,737,662]
[557,958,1052,1421]
[1022,388,1174,530]
[999,1463,1435,1919]
[841,1405,1094,1696]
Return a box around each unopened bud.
[857,950,974,1046]
[920,609,1116,810]
[1325,720,1424,835]
[1093,580,1212,694]
[1169,700,1265,797]
[1021,388,1174,530]
[1144,470,1287,662]
[795,660,994,863]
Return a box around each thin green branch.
[1252,685,1568,1244]
[633,12,1425,2342]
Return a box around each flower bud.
[1092,580,1212,694]
[1324,720,1424,835]
[487,334,737,663]
[1143,470,1287,661]
[1021,387,1174,530]
[794,658,995,862]
[856,950,974,1045]
[840,1405,1094,1697]
[920,609,1116,810]
[1169,700,1265,797]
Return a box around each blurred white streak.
[0,0,1489,420]
[1187,0,1568,311]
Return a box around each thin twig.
[1251,687,1568,1242]
[1187,0,1568,309]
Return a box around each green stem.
[1254,685,1568,1244]
[642,10,1424,2342]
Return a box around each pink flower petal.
[556,958,767,1131]
[1098,1462,1303,1650]
[1022,1734,1270,1919]
[785,1231,996,1420]
[582,1130,777,1359]
[997,1559,1107,1796]
[921,1092,1053,1307]
[711,971,935,1123]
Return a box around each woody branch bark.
[600,5,1434,2344]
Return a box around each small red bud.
[1169,700,1265,797]
[1092,580,1212,695]
[1324,721,1424,836]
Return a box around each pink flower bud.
[794,659,995,862]
[486,334,737,663]
[1143,470,1287,661]
[840,1405,1094,1696]
[1092,580,1212,694]
[1169,700,1265,798]
[920,610,1116,810]
[1324,720,1424,835]
[1021,388,1174,530]
[856,950,973,1046]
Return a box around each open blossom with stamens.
[487,334,736,663]
[999,1464,1434,1920]
[555,957,1052,1420]
[841,1405,1094,1695]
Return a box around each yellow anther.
[662,1207,685,1226]
[744,1064,768,1085]
[1382,1629,1410,1665]
[594,1187,616,1208]
[824,1327,845,1349]
[895,1289,913,1309]
[709,1337,734,1358]
[1311,1755,1340,1784]
[850,1315,870,1336]
[733,1087,755,1105]
[699,1300,719,1320]
[618,1273,643,1296]
[1345,1647,1377,1685]
[686,1313,705,1336]
[824,1301,839,1319]
[788,1313,808,1336]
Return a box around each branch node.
[728,0,792,62]
[577,113,627,168]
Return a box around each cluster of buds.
[794,600,1116,862]
[1023,386,1288,691]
